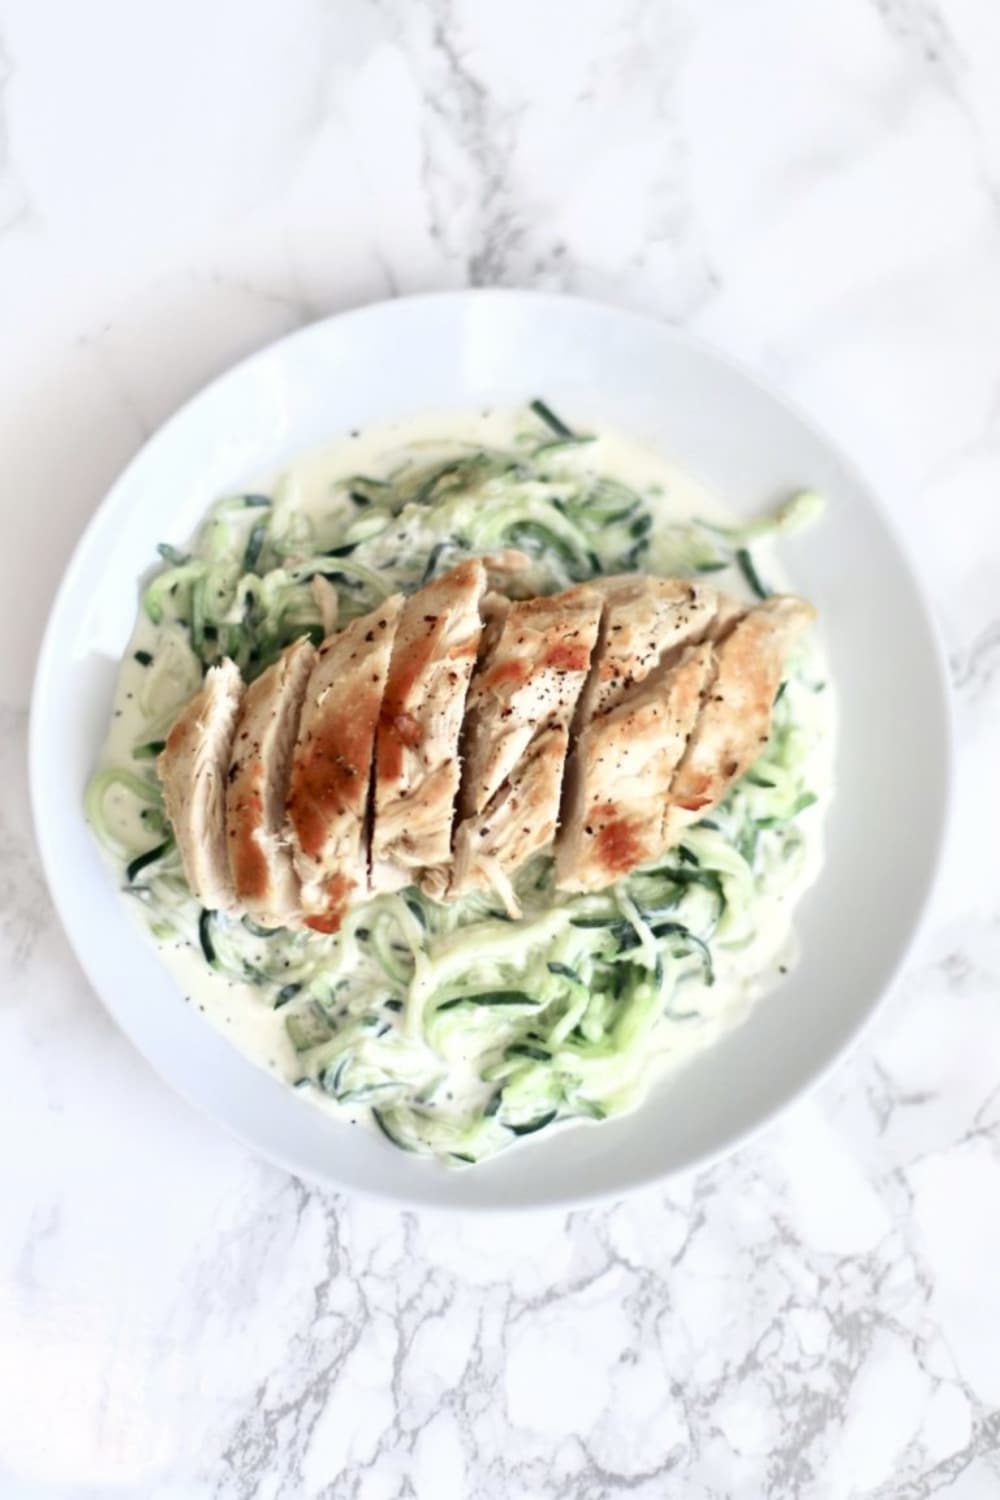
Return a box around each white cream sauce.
[96,409,835,1153]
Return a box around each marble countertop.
[3,1,999,1495]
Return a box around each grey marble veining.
[2,0,1000,1495]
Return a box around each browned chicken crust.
[287,595,403,932]
[372,559,487,892]
[663,594,815,842]
[225,637,315,926]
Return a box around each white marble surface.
[2,0,999,1495]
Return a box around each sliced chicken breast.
[577,574,718,722]
[225,638,316,927]
[705,590,746,644]
[452,723,571,911]
[157,658,244,911]
[449,584,603,910]
[555,644,714,892]
[557,592,815,889]
[371,559,487,892]
[555,575,722,893]
[287,595,403,932]
[664,594,815,837]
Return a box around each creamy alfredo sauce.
[94,409,835,1161]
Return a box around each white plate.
[30,291,952,1210]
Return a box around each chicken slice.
[576,574,720,723]
[157,658,244,911]
[224,638,316,927]
[556,592,815,890]
[458,586,604,820]
[449,584,603,910]
[454,724,572,912]
[664,594,815,838]
[555,575,725,893]
[705,590,746,643]
[555,644,714,892]
[287,595,403,932]
[371,559,488,892]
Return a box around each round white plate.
[30,291,952,1210]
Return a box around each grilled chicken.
[371,559,488,892]
[449,584,603,911]
[555,576,720,892]
[576,575,718,721]
[556,593,814,890]
[664,594,815,840]
[287,595,403,932]
[555,643,715,892]
[705,591,746,644]
[157,658,243,911]
[225,638,316,926]
[160,573,816,927]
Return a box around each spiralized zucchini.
[86,402,828,1164]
